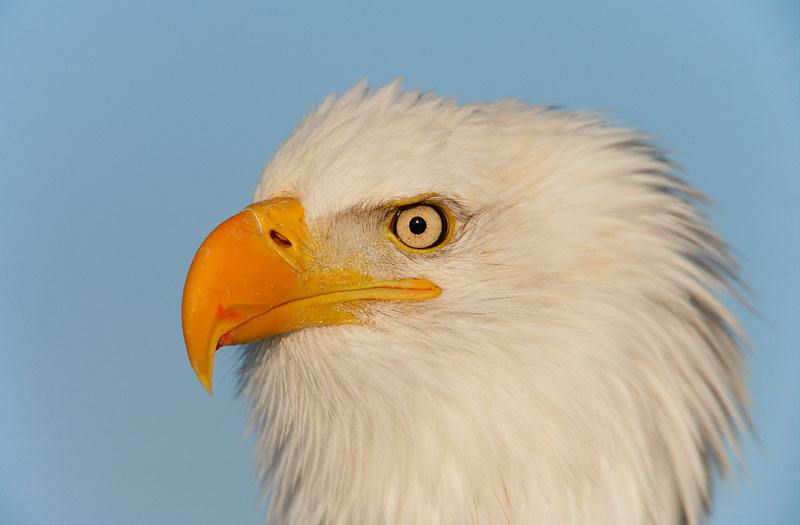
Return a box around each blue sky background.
[0,1,797,524]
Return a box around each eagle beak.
[181,196,440,394]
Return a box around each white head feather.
[239,79,747,524]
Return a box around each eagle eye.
[390,203,450,252]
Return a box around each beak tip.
[198,373,214,395]
[189,359,214,395]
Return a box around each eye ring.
[389,202,451,252]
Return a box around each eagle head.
[181,80,747,524]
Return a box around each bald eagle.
[181,80,747,524]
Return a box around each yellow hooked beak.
[181,197,440,394]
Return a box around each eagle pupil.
[409,216,427,235]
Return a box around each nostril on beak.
[270,229,292,247]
